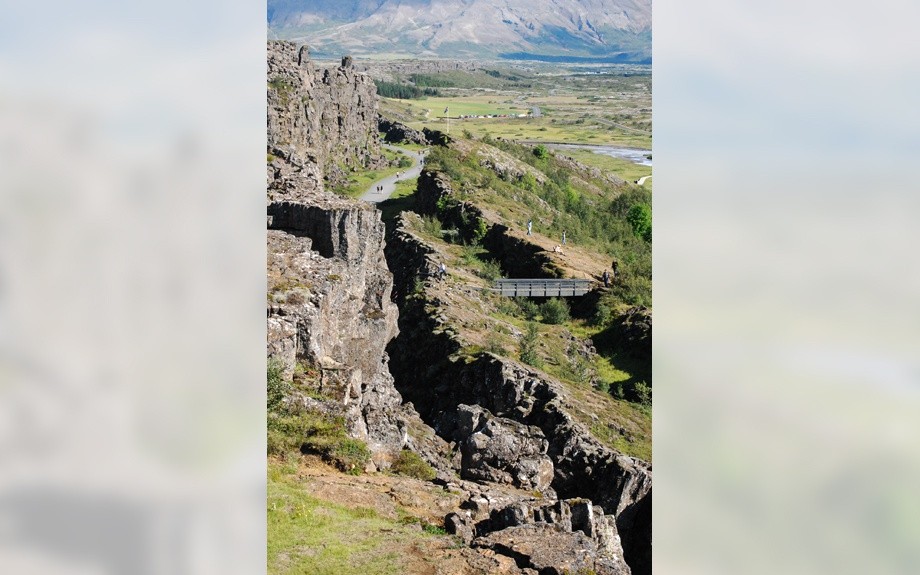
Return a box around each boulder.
[450,405,554,492]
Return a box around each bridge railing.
[493,278,594,297]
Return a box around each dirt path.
[360,144,428,204]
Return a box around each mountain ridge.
[268,0,651,62]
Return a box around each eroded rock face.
[267,206,407,461]
[268,41,384,189]
[266,41,409,464]
[447,405,554,492]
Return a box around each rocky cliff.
[267,40,407,463]
[267,194,407,460]
[268,40,385,189]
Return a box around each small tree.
[267,358,289,412]
[533,144,549,159]
[626,204,652,242]
[540,298,570,325]
[519,322,542,368]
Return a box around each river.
[544,143,652,166]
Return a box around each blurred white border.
[656,0,920,573]
[0,2,266,573]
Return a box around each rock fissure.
[383,212,650,574]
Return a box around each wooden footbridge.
[492,278,594,297]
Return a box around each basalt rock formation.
[267,40,409,464]
[267,40,650,574]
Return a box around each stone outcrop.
[473,523,628,575]
[445,490,629,573]
[268,41,385,189]
[447,404,555,492]
[378,116,428,145]
[553,151,628,189]
[482,223,566,278]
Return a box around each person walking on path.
[561,230,566,245]
[527,219,532,235]
[611,259,619,283]
[602,269,610,287]
[438,262,447,280]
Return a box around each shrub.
[420,214,443,238]
[477,259,503,282]
[267,358,289,412]
[391,449,437,480]
[533,144,549,159]
[540,298,570,325]
[590,303,612,327]
[267,411,318,457]
[632,381,652,406]
[519,322,542,368]
[422,524,447,536]
[496,297,521,317]
[397,155,413,168]
[484,334,506,356]
[267,403,371,474]
[516,298,540,320]
[329,438,372,475]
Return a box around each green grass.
[268,462,445,575]
[390,450,437,481]
[391,95,529,119]
[413,115,650,153]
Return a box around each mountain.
[268,0,651,62]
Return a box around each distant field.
[393,95,529,119]
[374,62,650,149]
[403,113,650,148]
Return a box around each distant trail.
[636,175,652,185]
[360,144,428,204]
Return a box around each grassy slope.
[387,136,652,460]
[268,459,459,575]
